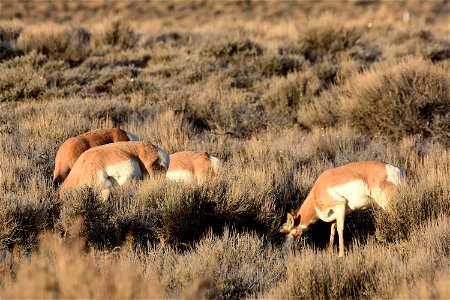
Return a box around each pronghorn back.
[52,128,139,184]
[166,151,222,184]
[313,161,404,210]
[58,141,168,200]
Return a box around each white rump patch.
[157,146,170,171]
[209,156,222,173]
[124,130,139,141]
[99,159,142,186]
[166,170,196,184]
[386,164,404,186]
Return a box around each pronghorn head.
[154,146,170,174]
[279,212,295,234]
[280,211,304,248]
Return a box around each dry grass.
[0,1,449,298]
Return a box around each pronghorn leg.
[334,205,346,257]
[100,189,111,202]
[328,221,337,252]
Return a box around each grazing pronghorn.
[280,161,405,257]
[57,141,169,201]
[166,151,222,185]
[52,128,139,185]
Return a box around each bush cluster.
[0,1,449,298]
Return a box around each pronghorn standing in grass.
[52,128,139,185]
[280,161,405,257]
[57,141,169,201]
[166,151,222,185]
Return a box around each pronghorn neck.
[297,190,320,229]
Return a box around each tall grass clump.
[92,21,138,51]
[0,198,47,252]
[375,148,450,242]
[264,217,449,299]
[341,57,449,143]
[300,57,450,145]
[0,63,46,102]
[282,13,379,66]
[58,188,117,249]
[0,25,23,60]
[1,232,164,299]
[125,109,194,154]
[146,229,285,299]
[262,70,320,127]
[17,24,90,63]
[201,36,263,63]
[184,79,266,137]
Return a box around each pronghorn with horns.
[280,161,405,257]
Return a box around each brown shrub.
[201,37,263,62]
[92,21,138,51]
[145,230,285,299]
[264,217,449,300]
[0,63,46,102]
[341,57,449,143]
[281,14,367,62]
[17,23,90,63]
[299,57,450,144]
[182,77,266,137]
[0,25,23,61]
[262,70,320,127]
[375,148,450,242]
[1,232,164,299]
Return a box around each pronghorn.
[57,141,169,201]
[280,161,405,257]
[166,151,222,185]
[52,128,139,185]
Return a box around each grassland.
[0,1,449,299]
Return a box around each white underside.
[98,159,142,187]
[317,179,373,222]
[166,170,196,184]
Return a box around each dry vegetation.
[0,1,449,299]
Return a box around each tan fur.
[166,151,221,184]
[53,128,137,185]
[280,161,404,257]
[58,141,168,200]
